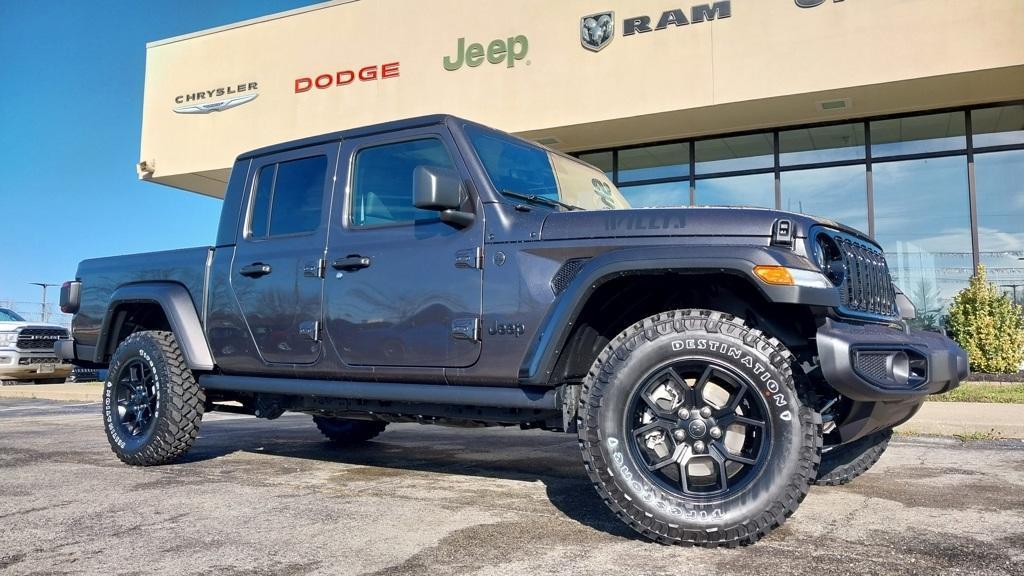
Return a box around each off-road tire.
[814,428,893,486]
[313,416,387,445]
[578,309,822,547]
[103,331,204,466]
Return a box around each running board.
[198,375,560,411]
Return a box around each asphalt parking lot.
[1,398,1022,576]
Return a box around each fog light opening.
[887,351,910,386]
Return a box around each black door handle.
[239,263,272,278]
[332,255,371,271]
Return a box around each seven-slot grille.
[834,236,898,317]
[16,327,68,350]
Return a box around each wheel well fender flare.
[96,282,214,371]
[518,245,838,385]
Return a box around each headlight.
[0,332,19,345]
[813,234,846,286]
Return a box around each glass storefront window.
[695,173,774,208]
[618,181,689,208]
[779,123,865,165]
[972,105,1024,148]
[975,149,1024,306]
[780,165,868,233]
[873,156,971,328]
[870,112,966,157]
[618,143,689,183]
[695,134,773,174]
[577,151,613,178]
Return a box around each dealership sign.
[173,82,259,114]
[443,35,529,71]
[580,2,731,50]
[581,12,614,52]
[295,62,400,93]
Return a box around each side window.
[248,155,328,238]
[351,139,456,227]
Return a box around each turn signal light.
[753,266,795,286]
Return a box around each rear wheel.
[103,331,204,466]
[579,310,821,547]
[313,416,387,445]
[815,428,893,486]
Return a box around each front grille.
[834,236,898,318]
[551,258,589,295]
[16,327,68,351]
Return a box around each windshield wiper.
[502,190,584,211]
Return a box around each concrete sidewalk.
[2,383,1022,439]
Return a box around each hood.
[539,206,872,243]
[0,321,67,332]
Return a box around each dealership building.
[140,0,1024,324]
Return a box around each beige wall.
[140,0,1024,197]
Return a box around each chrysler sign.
[173,82,259,114]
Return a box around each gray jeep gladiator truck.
[57,115,968,546]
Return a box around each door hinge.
[455,247,483,269]
[299,320,320,341]
[451,318,480,342]
[303,258,326,278]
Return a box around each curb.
[0,383,103,403]
[895,401,1024,439]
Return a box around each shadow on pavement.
[182,415,637,540]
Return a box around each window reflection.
[779,123,865,165]
[871,112,966,157]
[972,105,1024,148]
[618,143,689,183]
[975,149,1024,306]
[577,151,614,178]
[873,156,971,327]
[780,165,868,232]
[695,173,774,208]
[695,134,773,174]
[619,181,689,208]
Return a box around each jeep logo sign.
[443,35,529,71]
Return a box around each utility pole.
[28,282,59,324]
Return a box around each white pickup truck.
[0,308,72,384]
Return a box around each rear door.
[230,143,338,365]
[323,127,483,368]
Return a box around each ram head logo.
[581,12,614,52]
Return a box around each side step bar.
[198,375,560,411]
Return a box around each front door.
[230,143,338,365]
[324,128,483,368]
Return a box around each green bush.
[947,266,1024,374]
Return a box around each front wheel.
[815,428,893,486]
[103,331,204,466]
[578,310,822,547]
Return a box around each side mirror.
[413,165,474,227]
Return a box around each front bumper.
[0,348,73,381]
[817,318,969,401]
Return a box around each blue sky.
[0,0,325,308]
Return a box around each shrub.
[947,266,1024,374]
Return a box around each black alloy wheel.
[112,358,159,440]
[626,360,771,499]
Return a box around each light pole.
[28,282,59,324]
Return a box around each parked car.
[57,115,968,546]
[0,308,72,384]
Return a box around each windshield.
[465,125,630,211]
[0,308,25,322]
